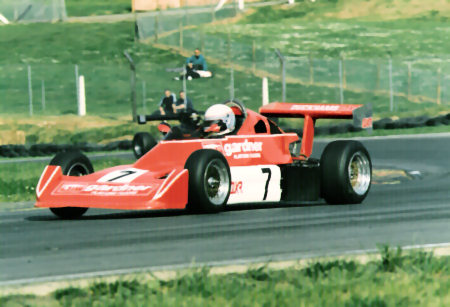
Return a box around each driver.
[163,104,236,140]
[203,104,236,137]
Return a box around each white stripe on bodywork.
[36,166,61,198]
[153,170,187,200]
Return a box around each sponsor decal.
[223,139,263,159]
[53,183,153,196]
[202,143,223,152]
[291,105,340,111]
[230,181,243,194]
[362,117,373,129]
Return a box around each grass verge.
[0,157,135,203]
[1,247,448,306]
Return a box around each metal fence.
[159,28,450,108]
[136,5,237,41]
[2,57,448,118]
[0,62,263,117]
[0,0,67,23]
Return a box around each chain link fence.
[0,0,66,23]
[0,61,263,116]
[136,5,237,41]
[160,28,450,108]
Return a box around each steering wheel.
[223,99,247,119]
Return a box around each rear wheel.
[49,150,93,219]
[320,141,371,204]
[184,149,231,213]
[132,132,157,159]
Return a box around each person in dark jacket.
[159,89,176,115]
[174,90,194,113]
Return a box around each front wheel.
[48,150,93,219]
[320,140,372,204]
[184,149,231,213]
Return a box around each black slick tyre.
[320,140,372,204]
[132,132,157,159]
[49,150,93,219]
[184,149,231,213]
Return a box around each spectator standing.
[174,91,194,113]
[159,89,176,115]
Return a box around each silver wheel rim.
[203,159,230,206]
[67,163,89,177]
[348,151,371,196]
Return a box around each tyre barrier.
[0,140,132,158]
[1,113,448,158]
[281,113,449,138]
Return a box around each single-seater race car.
[35,100,373,219]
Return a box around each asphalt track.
[1,133,449,285]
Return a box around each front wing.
[35,165,188,210]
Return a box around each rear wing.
[259,102,372,130]
[259,102,373,158]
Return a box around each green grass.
[0,157,135,203]
[0,0,448,121]
[209,18,450,60]
[1,247,449,306]
[65,0,131,17]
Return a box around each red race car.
[35,100,373,219]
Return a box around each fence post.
[182,65,187,104]
[275,49,286,102]
[339,59,344,104]
[41,80,46,111]
[123,51,137,121]
[388,56,394,112]
[262,77,269,106]
[252,40,256,73]
[201,30,205,55]
[211,0,216,22]
[59,0,67,21]
[78,75,86,116]
[437,67,441,105]
[238,0,244,10]
[75,64,79,104]
[227,32,231,64]
[308,53,314,84]
[341,54,346,89]
[179,20,183,49]
[154,14,159,42]
[376,62,381,90]
[27,65,33,116]
[407,62,412,99]
[142,81,147,113]
[230,67,235,101]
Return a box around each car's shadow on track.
[26,201,329,222]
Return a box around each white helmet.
[204,104,236,136]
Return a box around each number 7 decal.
[97,168,148,183]
[261,168,272,200]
